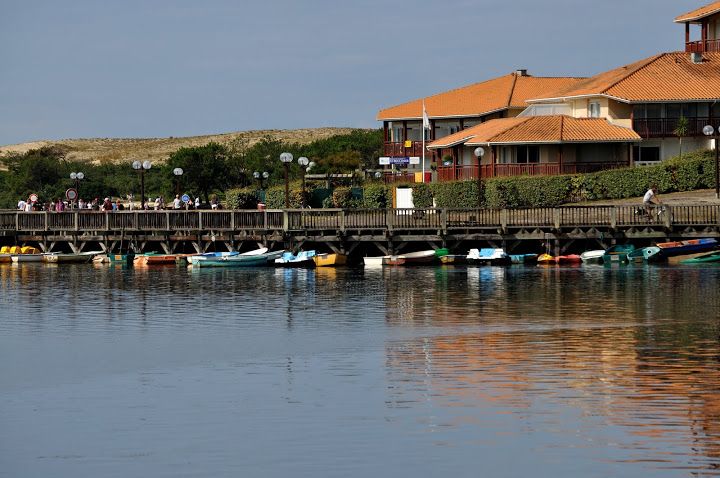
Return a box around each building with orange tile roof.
[376,1,720,183]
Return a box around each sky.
[0,0,700,145]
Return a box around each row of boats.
[2,238,718,268]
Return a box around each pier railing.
[1,205,719,233]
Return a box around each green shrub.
[411,183,434,208]
[430,180,481,208]
[264,184,305,208]
[224,188,259,209]
[361,183,388,208]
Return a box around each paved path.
[572,189,720,206]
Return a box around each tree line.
[0,129,382,209]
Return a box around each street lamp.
[253,171,269,189]
[474,147,485,208]
[132,160,152,209]
[279,152,293,208]
[703,124,720,199]
[69,171,84,208]
[298,156,310,208]
[173,167,184,197]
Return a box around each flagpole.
[422,100,426,184]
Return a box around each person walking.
[173,194,182,209]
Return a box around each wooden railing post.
[553,208,561,230]
[15,212,19,232]
[386,209,394,232]
[75,211,79,231]
[230,211,235,231]
[198,211,203,231]
[105,212,110,231]
[165,211,170,230]
[282,211,289,232]
[339,210,346,233]
[440,208,448,232]
[44,212,48,232]
[500,209,508,232]
[610,208,617,229]
[664,205,672,229]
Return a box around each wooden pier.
[1,205,719,256]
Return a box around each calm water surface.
[1,262,720,477]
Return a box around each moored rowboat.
[580,250,605,264]
[313,253,347,267]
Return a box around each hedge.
[226,151,716,209]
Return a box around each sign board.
[379,157,390,165]
[66,188,78,201]
[29,193,38,202]
[181,194,190,203]
[409,156,420,165]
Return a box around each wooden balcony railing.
[633,117,720,138]
[383,141,426,157]
[686,39,720,53]
[2,205,719,233]
[436,162,627,181]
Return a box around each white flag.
[422,101,431,130]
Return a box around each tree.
[167,143,230,204]
[674,115,689,161]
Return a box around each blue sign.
[389,157,410,165]
[181,194,190,203]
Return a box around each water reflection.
[2,262,720,475]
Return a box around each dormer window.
[588,101,601,118]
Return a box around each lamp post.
[297,156,310,208]
[69,171,84,208]
[132,160,152,209]
[703,124,720,199]
[253,171,269,190]
[474,147,485,208]
[173,167,184,197]
[279,152,294,208]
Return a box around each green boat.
[602,244,635,265]
[627,246,661,263]
[434,248,450,258]
[680,250,720,264]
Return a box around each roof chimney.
[515,69,528,76]
[691,52,704,64]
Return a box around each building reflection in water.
[381,265,720,472]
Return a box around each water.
[1,263,720,477]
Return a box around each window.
[393,127,403,142]
[516,146,540,163]
[632,146,660,162]
[588,101,601,118]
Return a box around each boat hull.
[11,254,43,263]
[680,251,720,264]
[313,253,347,267]
[580,250,605,264]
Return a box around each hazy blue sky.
[0,0,698,145]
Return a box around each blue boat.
[275,250,317,268]
[509,253,538,264]
[467,248,511,266]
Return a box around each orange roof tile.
[529,52,720,102]
[675,1,720,22]
[376,74,583,121]
[428,116,639,148]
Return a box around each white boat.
[466,248,511,266]
[188,247,268,265]
[396,250,437,264]
[580,250,605,264]
[364,256,390,266]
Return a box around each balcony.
[686,39,720,53]
[383,141,427,157]
[436,162,628,181]
[633,117,720,138]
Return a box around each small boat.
[396,250,438,265]
[94,252,135,264]
[313,253,347,267]
[509,254,538,265]
[275,250,317,268]
[187,251,243,266]
[434,248,450,258]
[440,255,468,265]
[42,251,102,263]
[556,254,582,264]
[466,248,511,266]
[194,251,281,268]
[363,256,388,267]
[602,244,636,265]
[537,253,555,264]
[680,250,720,264]
[580,250,605,264]
[627,248,646,264]
[11,254,43,263]
[383,255,407,266]
[655,238,718,261]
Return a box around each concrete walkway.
[572,189,720,206]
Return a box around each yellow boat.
[312,253,347,267]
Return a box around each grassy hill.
[0,127,361,165]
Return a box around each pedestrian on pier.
[643,185,662,222]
